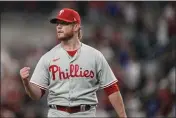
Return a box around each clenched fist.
[20,67,30,83]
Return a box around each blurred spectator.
[1,48,19,78]
[125,91,146,117]
[168,67,175,94]
[157,16,169,47]
[123,56,141,90]
[123,2,137,24]
[1,77,25,117]
[1,108,16,118]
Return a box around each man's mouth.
[58,31,63,33]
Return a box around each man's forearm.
[108,91,127,118]
[22,81,42,100]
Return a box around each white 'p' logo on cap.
[59,10,64,15]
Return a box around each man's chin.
[58,37,71,41]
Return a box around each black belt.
[49,104,91,113]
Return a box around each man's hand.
[20,67,31,85]
[20,67,42,100]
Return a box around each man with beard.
[19,8,127,117]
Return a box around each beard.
[57,31,74,41]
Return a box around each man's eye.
[62,23,70,25]
[59,21,70,25]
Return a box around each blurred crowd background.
[1,1,175,118]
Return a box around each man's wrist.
[22,79,30,86]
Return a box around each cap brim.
[50,18,74,24]
[50,18,59,24]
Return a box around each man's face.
[56,20,75,41]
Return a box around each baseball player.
[20,8,127,117]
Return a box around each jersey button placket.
[66,63,71,107]
[68,64,72,106]
[69,61,74,105]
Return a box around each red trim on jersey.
[67,50,78,57]
[102,80,118,89]
[104,82,119,96]
[40,88,46,97]
[30,81,47,90]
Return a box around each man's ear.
[73,23,80,32]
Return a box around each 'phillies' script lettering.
[49,64,94,80]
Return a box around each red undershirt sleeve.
[104,82,119,96]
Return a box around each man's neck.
[61,38,81,51]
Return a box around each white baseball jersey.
[30,43,118,106]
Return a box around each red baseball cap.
[50,8,81,24]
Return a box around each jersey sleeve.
[30,55,49,90]
[96,52,118,89]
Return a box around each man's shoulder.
[82,43,101,55]
[41,44,61,59]
[49,43,61,53]
[82,43,105,61]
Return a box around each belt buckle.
[80,105,86,112]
